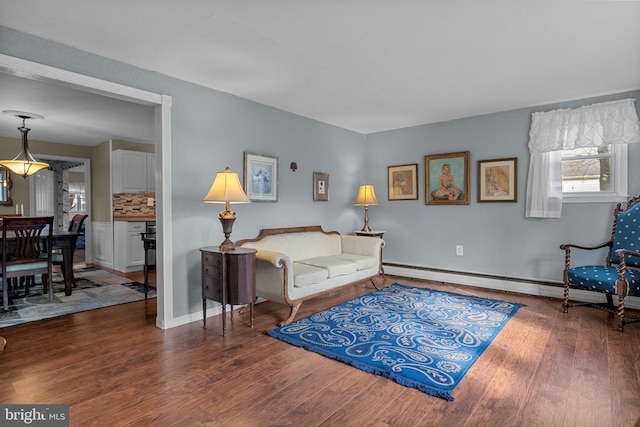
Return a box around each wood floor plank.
[462,305,550,426]
[563,307,613,427]
[1,273,639,426]
[515,304,577,426]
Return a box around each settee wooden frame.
[236,225,384,326]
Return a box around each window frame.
[561,143,628,203]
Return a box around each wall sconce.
[0,111,49,178]
[354,184,380,232]
[203,167,250,250]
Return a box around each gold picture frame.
[478,157,517,202]
[424,151,470,205]
[313,172,329,201]
[388,164,418,201]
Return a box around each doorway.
[30,155,91,265]
[0,54,173,329]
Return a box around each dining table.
[50,231,80,296]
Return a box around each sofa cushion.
[292,262,329,288]
[331,253,378,271]
[241,232,342,262]
[297,256,357,277]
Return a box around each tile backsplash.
[113,193,156,217]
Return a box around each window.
[68,182,87,213]
[561,143,628,203]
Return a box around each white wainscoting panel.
[92,221,113,269]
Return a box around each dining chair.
[42,214,88,293]
[1,216,54,312]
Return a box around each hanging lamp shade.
[0,111,49,178]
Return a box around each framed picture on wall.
[388,164,418,201]
[424,151,470,205]
[313,172,329,201]
[478,157,517,202]
[243,152,278,202]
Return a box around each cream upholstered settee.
[236,225,384,326]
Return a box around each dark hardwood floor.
[1,274,639,426]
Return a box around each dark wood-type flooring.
[1,272,639,426]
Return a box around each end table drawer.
[202,275,224,301]
[202,252,223,268]
[202,264,222,278]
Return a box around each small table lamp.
[203,167,250,250]
[354,184,380,232]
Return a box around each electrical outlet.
[147,197,155,207]
[456,245,463,256]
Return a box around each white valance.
[526,98,640,218]
[529,98,640,154]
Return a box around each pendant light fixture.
[1,110,49,178]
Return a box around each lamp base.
[360,205,372,233]
[218,238,236,251]
[218,211,237,251]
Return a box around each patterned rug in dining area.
[0,267,155,328]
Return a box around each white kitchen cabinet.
[113,221,145,272]
[112,149,155,193]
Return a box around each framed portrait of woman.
[424,151,470,205]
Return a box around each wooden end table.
[200,247,256,336]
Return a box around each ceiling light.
[1,110,49,178]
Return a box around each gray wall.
[2,26,639,319]
[367,92,640,284]
[0,27,367,318]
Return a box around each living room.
[0,2,639,425]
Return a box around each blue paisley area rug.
[267,283,522,401]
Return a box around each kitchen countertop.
[114,215,156,221]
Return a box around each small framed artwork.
[478,157,517,203]
[243,152,278,202]
[424,151,470,205]
[388,164,418,201]
[313,172,329,201]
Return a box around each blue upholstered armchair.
[560,195,640,331]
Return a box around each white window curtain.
[525,98,640,218]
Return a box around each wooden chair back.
[69,214,88,233]
[1,216,54,311]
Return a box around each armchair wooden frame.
[560,195,640,332]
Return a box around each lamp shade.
[203,167,250,204]
[354,184,380,206]
[0,111,49,178]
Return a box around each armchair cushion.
[567,265,640,296]
[610,204,640,268]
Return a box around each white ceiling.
[0,1,639,145]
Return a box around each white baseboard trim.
[385,265,640,310]
[172,300,261,329]
[172,302,224,328]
